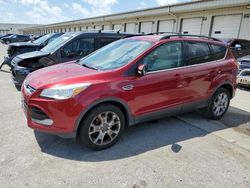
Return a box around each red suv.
[21,34,238,150]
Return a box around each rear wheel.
[78,104,125,150]
[204,88,230,120]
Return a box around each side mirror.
[138,64,146,76]
[234,44,242,51]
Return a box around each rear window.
[210,44,227,61]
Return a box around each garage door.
[181,17,202,35]
[103,25,112,31]
[95,25,103,30]
[87,26,94,30]
[158,20,175,33]
[126,23,137,33]
[140,22,153,34]
[211,14,242,38]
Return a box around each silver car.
[237,69,250,88]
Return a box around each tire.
[204,88,230,120]
[5,40,10,44]
[78,104,125,150]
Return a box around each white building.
[0,23,40,35]
[22,0,250,39]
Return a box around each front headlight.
[40,83,91,100]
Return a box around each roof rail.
[147,32,181,35]
[81,29,121,34]
[160,34,221,42]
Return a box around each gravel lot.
[0,43,249,188]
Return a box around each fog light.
[31,118,53,126]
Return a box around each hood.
[18,50,49,60]
[26,62,99,89]
[9,42,41,47]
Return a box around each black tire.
[203,88,230,120]
[5,40,10,44]
[78,104,125,150]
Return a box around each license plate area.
[239,79,250,85]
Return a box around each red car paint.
[21,36,238,138]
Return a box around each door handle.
[122,84,134,91]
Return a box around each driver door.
[132,42,187,118]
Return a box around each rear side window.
[99,38,118,48]
[186,42,210,65]
[210,44,227,61]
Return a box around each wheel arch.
[212,82,234,99]
[74,98,134,135]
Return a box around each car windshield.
[40,33,77,53]
[79,39,153,70]
[33,34,54,45]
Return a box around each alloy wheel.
[213,92,229,117]
[88,111,121,146]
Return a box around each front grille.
[241,61,250,66]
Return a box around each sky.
[0,0,192,24]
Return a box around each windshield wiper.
[82,63,98,70]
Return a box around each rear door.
[180,41,214,106]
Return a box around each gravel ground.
[0,43,249,188]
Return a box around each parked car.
[11,31,141,88]
[0,34,31,44]
[222,38,250,59]
[21,34,238,150]
[0,33,64,69]
[237,69,250,88]
[237,55,250,72]
[0,33,13,39]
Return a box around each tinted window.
[99,38,117,48]
[187,42,210,65]
[240,40,250,49]
[143,42,184,72]
[61,38,95,58]
[210,44,227,61]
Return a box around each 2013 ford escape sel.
[22,34,238,150]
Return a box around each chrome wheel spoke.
[213,92,229,116]
[89,111,121,146]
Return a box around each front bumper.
[21,85,86,138]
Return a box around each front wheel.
[78,104,125,150]
[204,88,230,120]
[5,40,10,44]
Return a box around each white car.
[237,69,250,88]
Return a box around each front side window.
[79,39,153,70]
[143,42,184,72]
[61,38,95,58]
[187,42,210,65]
